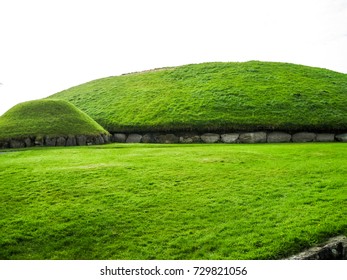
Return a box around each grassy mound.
[0,99,108,140]
[48,61,347,133]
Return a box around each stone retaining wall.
[1,131,346,149]
[111,131,347,144]
[286,236,347,260]
[0,134,111,149]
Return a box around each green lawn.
[0,143,346,259]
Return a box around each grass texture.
[48,61,347,133]
[0,143,346,259]
[0,99,108,140]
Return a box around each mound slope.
[49,61,347,133]
[0,99,108,140]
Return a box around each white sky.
[1,0,347,115]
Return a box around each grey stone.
[221,133,239,143]
[86,136,94,145]
[10,139,25,148]
[0,140,9,149]
[335,133,347,142]
[239,132,267,143]
[76,135,87,146]
[157,134,179,144]
[292,132,316,142]
[102,134,111,143]
[316,133,335,142]
[66,136,77,146]
[24,137,33,147]
[179,133,201,143]
[112,133,127,143]
[126,134,142,143]
[95,135,105,145]
[56,137,66,146]
[34,136,44,146]
[201,133,220,143]
[142,133,157,143]
[267,132,291,143]
[287,236,347,260]
[45,136,56,147]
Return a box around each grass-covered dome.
[0,99,108,140]
[49,61,347,133]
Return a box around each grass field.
[48,61,347,133]
[0,143,346,260]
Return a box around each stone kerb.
[287,235,347,260]
[0,133,111,149]
[1,131,347,149]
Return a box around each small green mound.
[0,99,108,140]
[49,61,347,133]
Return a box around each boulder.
[142,133,157,143]
[94,135,105,145]
[0,140,9,149]
[112,133,127,143]
[86,136,94,145]
[335,133,347,142]
[10,139,25,148]
[239,132,267,143]
[24,137,33,147]
[45,136,57,146]
[157,134,179,144]
[316,134,335,142]
[221,133,239,143]
[267,132,291,143]
[102,134,111,143]
[34,136,44,146]
[76,135,87,146]
[292,132,316,142]
[66,136,77,146]
[201,133,220,143]
[56,137,66,146]
[126,134,142,143]
[179,133,201,143]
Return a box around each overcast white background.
[1,0,347,115]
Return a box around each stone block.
[112,133,127,143]
[201,133,220,143]
[267,132,291,143]
[24,137,33,147]
[142,133,157,143]
[221,133,239,143]
[76,135,87,146]
[56,137,66,146]
[179,133,201,143]
[157,134,179,144]
[126,134,142,143]
[239,132,267,143]
[66,136,77,146]
[335,133,347,142]
[316,133,335,142]
[45,136,57,146]
[10,139,25,148]
[292,132,316,142]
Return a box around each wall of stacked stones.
[1,131,347,149]
[0,134,111,149]
[112,131,347,144]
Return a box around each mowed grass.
[0,143,346,260]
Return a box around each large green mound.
[0,99,108,140]
[49,61,347,133]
